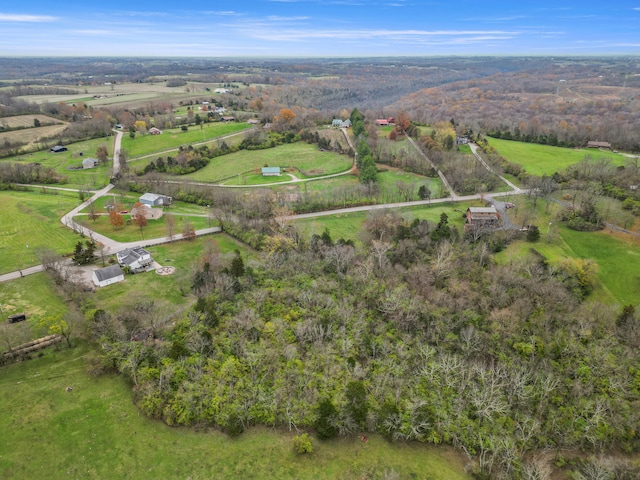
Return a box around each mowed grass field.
[487,137,627,176]
[184,143,353,183]
[0,190,81,274]
[0,345,471,480]
[8,137,115,189]
[121,122,250,158]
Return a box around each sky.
[1,1,639,57]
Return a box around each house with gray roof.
[93,265,124,288]
[116,247,153,273]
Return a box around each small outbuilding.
[93,265,124,287]
[82,157,98,169]
[50,145,67,153]
[261,167,281,176]
[587,140,612,149]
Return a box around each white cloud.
[0,13,57,22]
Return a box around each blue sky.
[1,1,639,56]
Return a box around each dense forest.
[93,211,640,479]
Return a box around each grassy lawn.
[8,136,115,189]
[487,137,626,176]
[0,272,69,324]
[74,213,214,243]
[223,171,295,186]
[0,190,81,274]
[0,345,470,480]
[184,143,352,183]
[377,167,444,197]
[121,122,250,158]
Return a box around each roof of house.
[468,207,498,214]
[139,193,165,202]
[148,127,162,134]
[82,157,98,165]
[375,119,390,126]
[94,265,123,282]
[261,167,281,174]
[587,141,611,148]
[117,246,151,266]
[50,145,67,152]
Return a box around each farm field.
[183,143,353,183]
[0,345,471,480]
[0,114,63,129]
[487,137,627,176]
[8,136,115,189]
[0,124,68,149]
[120,122,250,157]
[14,81,202,106]
[0,190,81,274]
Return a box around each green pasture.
[183,143,352,183]
[487,137,626,176]
[8,137,115,189]
[121,122,250,158]
[73,213,213,243]
[0,345,470,480]
[495,195,640,306]
[0,190,81,274]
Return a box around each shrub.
[293,433,313,454]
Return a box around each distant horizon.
[1,2,639,57]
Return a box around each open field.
[74,212,214,243]
[294,202,473,244]
[0,345,471,480]
[0,124,68,148]
[7,136,115,189]
[15,81,208,106]
[0,272,69,324]
[183,143,353,183]
[495,196,640,306]
[0,114,63,129]
[0,190,81,274]
[121,122,249,158]
[487,137,627,176]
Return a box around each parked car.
[505,202,515,209]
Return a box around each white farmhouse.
[116,247,153,273]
